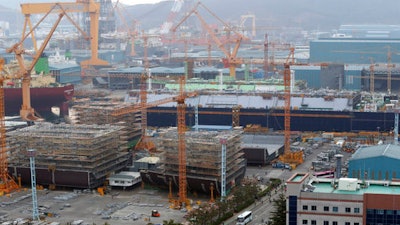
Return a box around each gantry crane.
[171,1,247,79]
[1,3,86,193]
[6,8,68,121]
[19,0,108,69]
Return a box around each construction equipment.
[176,76,188,208]
[113,0,139,57]
[0,3,78,194]
[151,209,160,217]
[278,47,304,166]
[134,33,154,152]
[19,0,108,69]
[0,59,19,194]
[171,1,247,79]
[6,10,66,122]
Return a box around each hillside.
[125,0,400,33]
[1,0,400,39]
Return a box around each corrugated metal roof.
[350,144,400,160]
[110,66,245,75]
[139,93,352,111]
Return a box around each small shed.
[107,171,141,188]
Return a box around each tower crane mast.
[0,59,19,194]
[176,77,187,206]
[278,47,304,167]
[284,47,294,155]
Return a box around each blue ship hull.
[147,107,396,132]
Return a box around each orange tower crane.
[284,47,294,156]
[0,59,19,194]
[134,33,156,151]
[369,57,375,94]
[171,1,247,79]
[176,76,188,207]
[113,0,139,57]
[279,47,304,166]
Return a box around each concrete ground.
[1,138,356,225]
[0,187,196,225]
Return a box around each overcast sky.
[0,0,166,9]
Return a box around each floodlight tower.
[27,149,40,221]
[220,138,227,200]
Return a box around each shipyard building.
[348,144,400,181]
[286,173,400,225]
[292,25,400,92]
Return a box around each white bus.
[236,210,253,225]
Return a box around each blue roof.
[350,144,400,160]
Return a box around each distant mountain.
[125,0,400,35]
[1,0,400,41]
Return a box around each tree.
[163,219,181,225]
[269,193,286,225]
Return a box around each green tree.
[163,219,181,225]
[269,193,286,225]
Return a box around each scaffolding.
[7,123,131,189]
[157,128,245,186]
[72,101,141,149]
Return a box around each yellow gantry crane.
[19,0,108,69]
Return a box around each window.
[354,223,359,225]
[311,205,317,211]
[324,206,329,212]
[354,208,360,213]
[332,207,338,212]
[346,75,354,85]
[323,221,329,225]
[303,220,308,225]
[332,222,337,225]
[303,205,308,210]
[345,222,350,225]
[345,207,351,213]
[311,220,317,225]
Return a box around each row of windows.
[351,169,397,180]
[302,220,360,225]
[302,205,360,213]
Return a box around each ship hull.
[140,165,246,194]
[147,107,396,132]
[4,84,74,117]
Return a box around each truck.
[271,162,291,170]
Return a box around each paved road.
[225,141,341,225]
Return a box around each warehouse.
[348,144,400,181]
